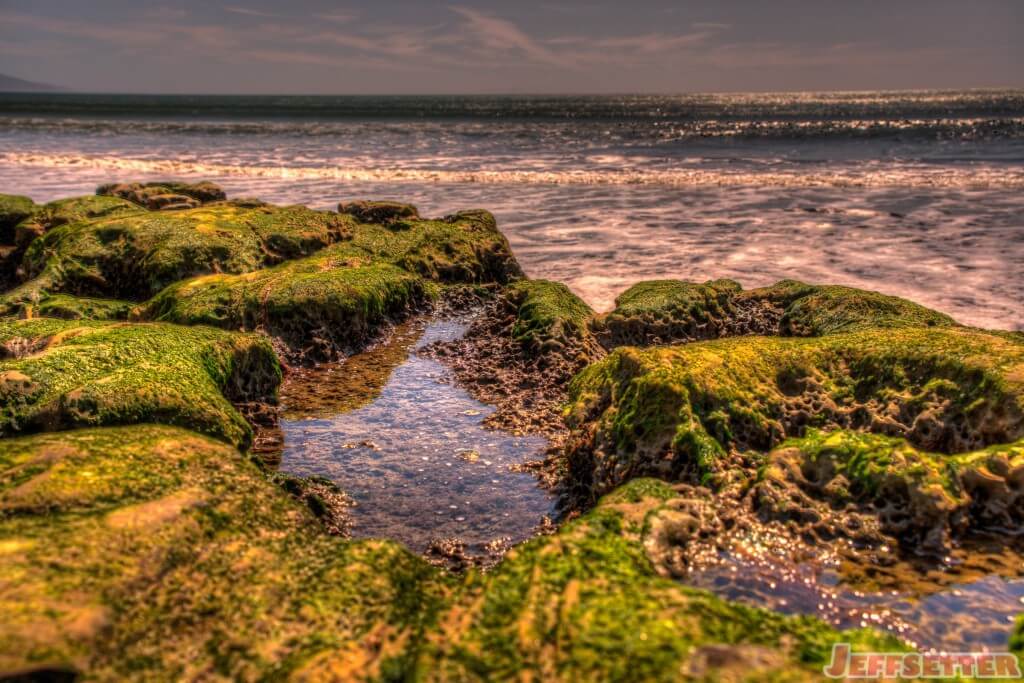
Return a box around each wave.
[3,116,1024,142]
[4,151,1024,189]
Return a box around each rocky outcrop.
[0,203,352,314]
[564,327,1024,505]
[0,317,280,448]
[755,429,1024,552]
[338,199,419,225]
[97,180,227,210]
[425,279,602,437]
[594,278,956,349]
[139,210,521,361]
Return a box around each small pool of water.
[278,316,555,555]
[685,525,1024,652]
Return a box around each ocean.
[1,90,1022,328]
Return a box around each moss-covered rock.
[756,429,1024,550]
[1,203,353,313]
[597,278,747,347]
[338,199,419,225]
[1,431,897,680]
[0,425,449,679]
[743,280,957,337]
[12,195,144,249]
[596,278,957,348]
[30,294,133,320]
[139,211,521,359]
[0,318,280,448]
[97,180,227,210]
[508,279,597,356]
[141,250,427,361]
[0,193,37,244]
[415,478,898,681]
[565,327,1024,502]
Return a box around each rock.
[338,199,419,224]
[415,478,899,680]
[0,193,37,243]
[594,278,957,349]
[0,425,445,678]
[422,280,601,440]
[755,429,1024,552]
[564,326,1024,505]
[0,317,281,449]
[139,211,521,361]
[0,202,353,315]
[96,180,227,208]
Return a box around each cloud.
[448,6,568,67]
[224,6,276,18]
[315,12,357,24]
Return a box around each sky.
[0,0,1021,94]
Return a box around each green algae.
[0,318,280,449]
[1,203,353,313]
[758,429,1024,546]
[415,478,899,681]
[0,194,37,244]
[597,278,957,348]
[743,280,957,336]
[508,279,596,352]
[565,327,1024,500]
[0,428,893,680]
[32,294,133,321]
[0,425,450,679]
[140,211,521,359]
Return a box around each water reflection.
[279,317,555,554]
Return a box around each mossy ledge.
[0,436,894,681]
[595,278,957,348]
[140,210,522,361]
[0,317,280,449]
[0,425,449,679]
[564,327,1024,504]
[1,201,353,314]
[756,429,1024,551]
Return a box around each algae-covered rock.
[338,199,420,225]
[756,429,1024,550]
[97,180,227,210]
[12,195,144,248]
[1,203,353,313]
[141,249,427,361]
[140,211,521,360]
[32,294,132,320]
[415,478,898,681]
[597,278,957,348]
[744,280,957,337]
[0,193,36,243]
[597,278,751,347]
[1012,615,1024,657]
[565,327,1024,502]
[0,425,448,679]
[0,318,280,448]
[508,279,598,356]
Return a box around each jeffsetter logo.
[824,644,1022,679]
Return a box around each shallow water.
[277,317,555,554]
[685,527,1024,652]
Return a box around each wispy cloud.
[448,6,567,67]
[224,6,276,18]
